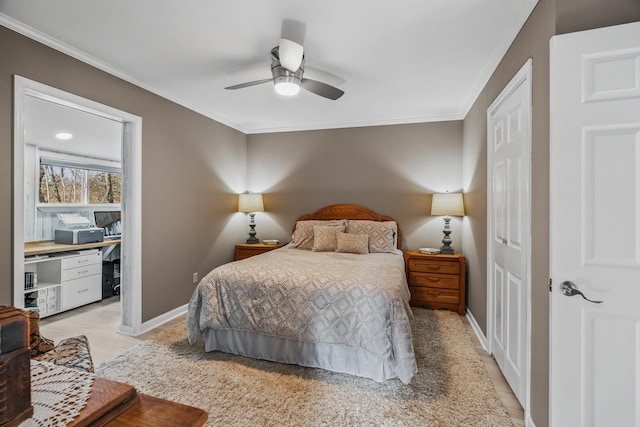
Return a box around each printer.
[54,213,104,245]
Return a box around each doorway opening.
[13,76,143,335]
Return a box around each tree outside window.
[88,170,121,203]
[39,164,121,205]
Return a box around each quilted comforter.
[187,246,416,383]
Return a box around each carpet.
[96,308,513,426]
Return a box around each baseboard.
[134,304,188,337]
[526,413,536,427]
[465,309,489,353]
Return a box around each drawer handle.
[78,270,89,275]
[427,265,441,271]
[78,259,89,264]
[427,291,441,297]
[78,288,89,293]
[428,277,441,283]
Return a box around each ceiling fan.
[225,38,345,100]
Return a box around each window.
[38,150,121,205]
[39,165,83,203]
[88,170,121,203]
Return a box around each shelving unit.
[23,249,102,317]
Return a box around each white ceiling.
[1,1,538,134]
[24,95,123,161]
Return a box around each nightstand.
[403,251,466,315]
[234,242,287,261]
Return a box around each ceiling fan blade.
[225,78,272,90]
[304,66,346,87]
[279,38,304,72]
[301,78,344,100]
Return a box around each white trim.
[14,78,26,308]
[135,304,189,337]
[0,14,247,133]
[241,114,464,135]
[526,414,537,427]
[0,4,538,135]
[459,1,539,119]
[13,76,143,336]
[486,59,533,415]
[465,309,489,352]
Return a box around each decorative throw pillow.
[291,219,345,250]
[34,335,95,373]
[312,225,344,252]
[346,220,397,253]
[336,232,369,254]
[22,308,55,357]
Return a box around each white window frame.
[37,148,122,209]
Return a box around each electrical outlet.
[192,272,198,284]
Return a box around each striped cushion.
[34,335,94,373]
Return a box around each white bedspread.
[187,247,416,383]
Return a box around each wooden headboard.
[293,204,403,249]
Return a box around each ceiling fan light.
[274,76,300,96]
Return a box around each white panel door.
[550,22,640,427]
[488,60,532,408]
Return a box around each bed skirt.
[203,328,407,384]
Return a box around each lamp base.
[440,215,455,254]
[439,244,455,255]
[246,213,259,244]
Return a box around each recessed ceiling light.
[55,132,73,140]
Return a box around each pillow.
[34,335,94,373]
[291,219,346,250]
[336,232,369,254]
[312,225,344,252]
[22,308,55,357]
[346,220,397,253]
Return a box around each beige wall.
[462,1,640,425]
[3,5,640,426]
[0,27,248,320]
[247,122,464,251]
[556,0,640,34]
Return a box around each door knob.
[560,281,603,304]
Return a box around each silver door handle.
[560,281,603,304]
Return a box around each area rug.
[96,308,512,426]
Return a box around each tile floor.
[461,316,526,427]
[41,299,525,426]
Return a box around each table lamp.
[238,193,264,244]
[431,192,465,254]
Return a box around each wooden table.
[403,251,466,315]
[40,375,207,427]
[234,242,287,260]
[106,394,208,427]
[25,239,121,257]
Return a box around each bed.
[186,204,417,384]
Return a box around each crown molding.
[0,13,251,134]
[458,0,540,119]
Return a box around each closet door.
[487,59,532,408]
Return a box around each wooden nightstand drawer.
[409,287,460,305]
[408,258,460,274]
[403,251,466,315]
[408,272,459,290]
[235,243,286,261]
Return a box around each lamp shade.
[238,193,264,213]
[431,193,465,217]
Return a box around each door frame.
[486,59,533,413]
[13,76,143,335]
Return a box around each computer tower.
[102,260,120,299]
